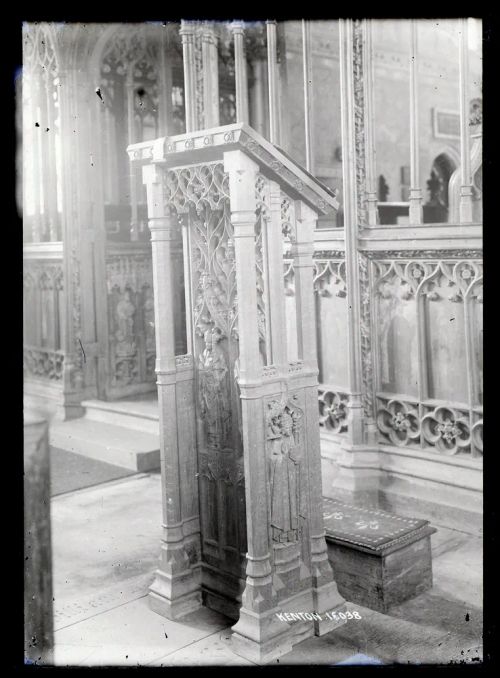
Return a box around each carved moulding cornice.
[313,250,346,260]
[128,123,339,217]
[362,249,483,260]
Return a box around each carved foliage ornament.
[254,174,268,345]
[164,162,230,215]
[352,19,366,228]
[358,253,374,418]
[24,348,64,381]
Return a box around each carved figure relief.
[115,289,136,357]
[266,398,303,544]
[199,327,231,450]
[106,252,154,389]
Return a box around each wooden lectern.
[128,123,345,662]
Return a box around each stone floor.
[50,472,483,667]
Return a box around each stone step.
[49,418,160,472]
[81,398,159,436]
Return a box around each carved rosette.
[377,399,420,447]
[318,388,349,434]
[471,418,483,456]
[376,396,478,457]
[421,406,471,455]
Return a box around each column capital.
[179,20,197,37]
[231,20,245,36]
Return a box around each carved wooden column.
[458,18,474,223]
[408,20,423,224]
[180,21,197,132]
[143,158,201,618]
[42,70,59,241]
[58,25,110,414]
[266,20,280,145]
[129,122,345,663]
[363,19,378,225]
[339,19,364,445]
[126,69,139,241]
[201,22,220,128]
[158,28,174,135]
[51,59,87,418]
[223,151,277,657]
[301,20,314,173]
[291,199,345,628]
[232,22,250,125]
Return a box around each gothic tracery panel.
[372,255,483,458]
[164,160,247,573]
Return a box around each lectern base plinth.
[148,570,202,620]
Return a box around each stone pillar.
[143,161,202,618]
[24,412,53,665]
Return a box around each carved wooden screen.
[99,25,186,398]
[164,161,247,613]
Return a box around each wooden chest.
[323,498,436,613]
